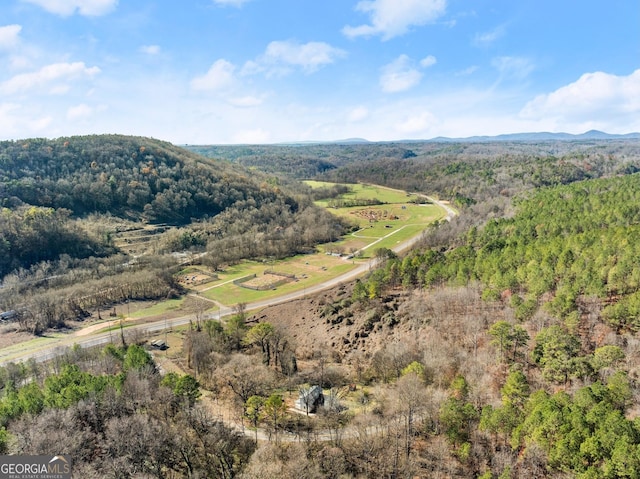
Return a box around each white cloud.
[473,25,506,47]
[22,0,118,16]
[67,103,93,120]
[0,102,52,137]
[27,114,53,131]
[139,45,160,55]
[228,95,263,107]
[420,55,437,68]
[396,111,438,134]
[9,55,32,70]
[456,65,478,76]
[245,40,346,76]
[191,59,236,91]
[0,103,21,133]
[492,56,534,80]
[520,69,640,129]
[212,0,251,7]
[0,25,22,50]
[348,106,369,122]
[343,0,447,40]
[0,62,100,95]
[380,55,422,93]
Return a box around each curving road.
[0,196,456,366]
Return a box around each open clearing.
[192,182,444,307]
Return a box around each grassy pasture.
[129,298,186,318]
[183,182,444,307]
[312,182,443,258]
[306,181,414,207]
[200,255,354,305]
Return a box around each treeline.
[327,198,383,208]
[169,199,353,268]
[308,183,351,201]
[185,143,418,179]
[185,144,339,179]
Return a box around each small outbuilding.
[151,339,168,350]
[295,385,324,414]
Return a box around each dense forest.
[0,134,300,277]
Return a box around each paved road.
[0,197,456,366]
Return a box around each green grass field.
[200,256,354,305]
[165,182,445,308]
[306,180,416,207]
[129,298,185,318]
[311,182,443,258]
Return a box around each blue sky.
[0,0,638,143]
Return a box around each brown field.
[177,272,216,287]
[243,273,295,289]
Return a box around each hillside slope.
[0,135,294,224]
[0,135,308,278]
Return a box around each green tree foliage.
[245,395,266,444]
[531,325,585,383]
[263,393,287,442]
[488,321,529,364]
[0,344,158,425]
[592,345,626,373]
[122,344,154,372]
[244,322,275,365]
[42,364,122,410]
[0,427,8,454]
[500,370,530,409]
[512,374,640,476]
[225,314,248,351]
[160,372,201,407]
[481,369,531,445]
[439,376,478,447]
[401,361,426,380]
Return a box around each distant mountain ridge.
[426,130,640,143]
[259,130,640,146]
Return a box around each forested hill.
[0,135,294,224]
